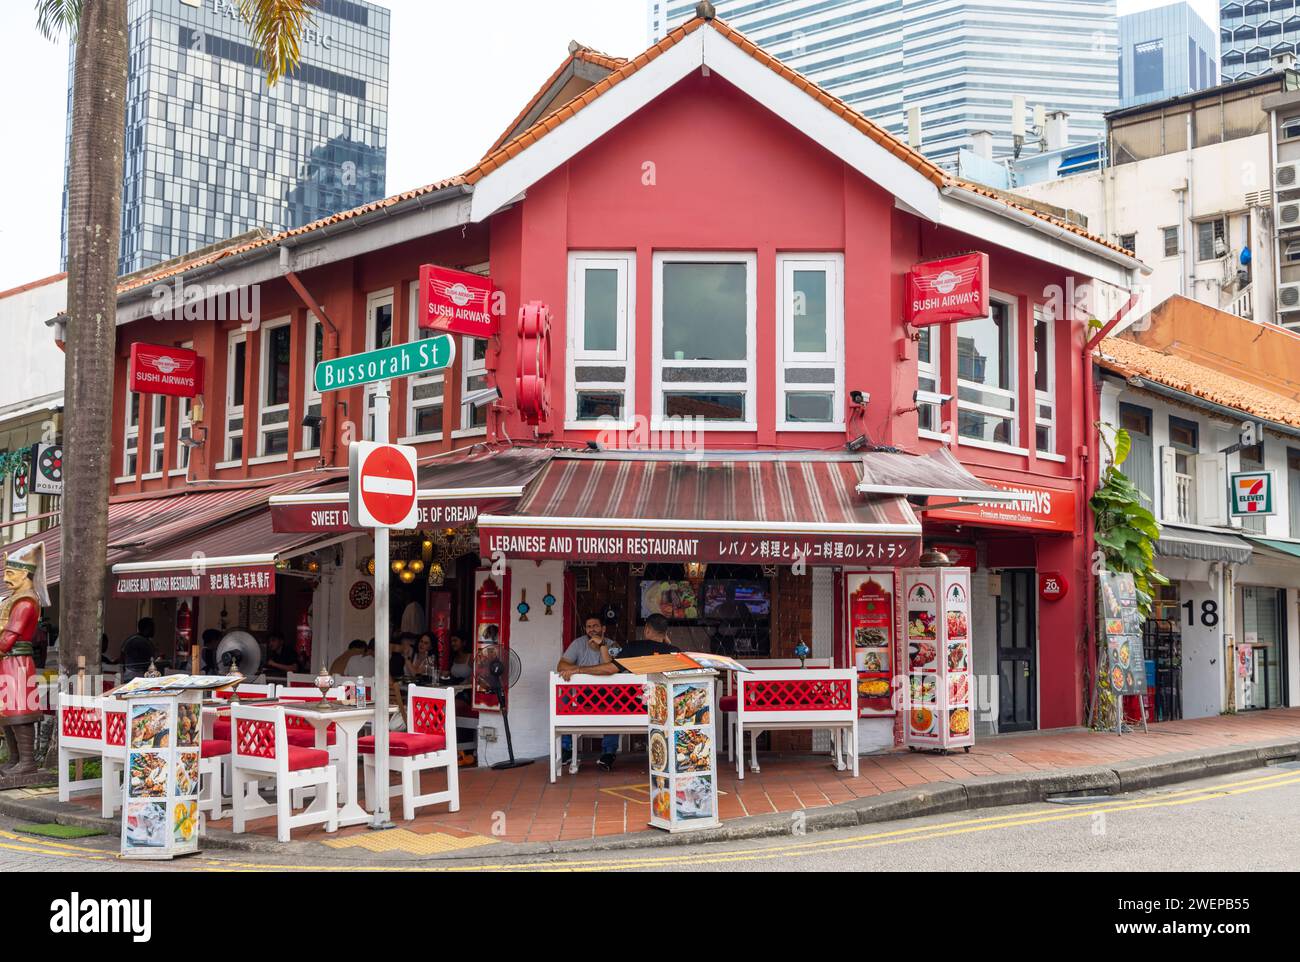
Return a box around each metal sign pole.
[371,382,393,830]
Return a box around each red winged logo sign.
[906,252,989,326]
[419,265,498,337]
[128,343,204,398]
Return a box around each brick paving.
[56,707,1300,846]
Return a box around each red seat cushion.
[201,739,230,758]
[285,728,336,749]
[285,746,331,771]
[719,695,738,713]
[357,732,446,757]
[213,718,231,741]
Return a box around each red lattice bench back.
[742,677,854,713]
[60,704,103,742]
[555,682,646,716]
[411,696,447,736]
[235,717,278,759]
[104,706,127,748]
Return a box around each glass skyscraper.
[1119,2,1217,108]
[1221,1,1300,81]
[650,0,1119,165]
[61,0,390,276]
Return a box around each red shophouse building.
[23,10,1144,758]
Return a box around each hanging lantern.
[408,558,425,574]
[427,561,445,586]
[399,568,416,584]
[391,559,406,574]
[683,561,708,584]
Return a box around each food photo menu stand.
[108,675,236,859]
[844,570,897,717]
[902,568,974,754]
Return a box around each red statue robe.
[0,593,38,719]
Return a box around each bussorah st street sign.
[314,335,456,393]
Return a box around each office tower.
[1120,2,1217,107]
[1221,1,1300,82]
[61,0,390,276]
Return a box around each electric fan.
[474,646,532,770]
[215,630,262,677]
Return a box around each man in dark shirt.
[617,613,680,660]
[120,618,156,681]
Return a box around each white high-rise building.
[650,0,1119,165]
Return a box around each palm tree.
[36,0,318,675]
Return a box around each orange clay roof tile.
[1097,337,1300,430]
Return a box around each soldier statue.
[0,542,48,776]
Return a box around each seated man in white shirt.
[556,614,621,771]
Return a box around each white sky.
[0,0,1219,291]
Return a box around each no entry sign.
[349,441,419,529]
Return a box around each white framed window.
[956,295,1018,448]
[915,326,945,439]
[123,391,141,477]
[566,251,635,428]
[1033,305,1056,455]
[652,251,756,429]
[404,280,444,441]
[1282,115,1300,140]
[1162,226,1181,258]
[301,316,324,452]
[459,335,489,433]
[148,393,167,475]
[1196,217,1226,261]
[258,316,292,457]
[364,290,393,441]
[174,340,194,473]
[776,254,843,430]
[224,330,246,463]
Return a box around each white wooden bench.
[733,668,859,778]
[548,672,648,781]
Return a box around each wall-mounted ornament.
[543,583,556,615]
[516,588,530,622]
[630,562,646,577]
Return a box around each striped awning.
[479,452,921,566]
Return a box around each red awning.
[269,445,553,533]
[109,508,351,598]
[478,452,922,566]
[4,475,333,587]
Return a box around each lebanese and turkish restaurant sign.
[905,252,989,326]
[112,563,275,598]
[128,343,204,397]
[418,264,498,338]
[927,480,1076,533]
[478,525,921,566]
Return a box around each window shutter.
[1196,454,1227,526]
[1160,446,1177,522]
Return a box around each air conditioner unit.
[1278,280,1300,311]
[1277,199,1300,229]
[1277,161,1300,190]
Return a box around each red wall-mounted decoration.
[516,301,551,427]
[1039,571,1068,601]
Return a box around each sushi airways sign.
[1229,471,1275,517]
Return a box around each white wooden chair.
[210,683,275,742]
[548,673,649,781]
[719,658,832,760]
[56,693,105,803]
[275,686,350,805]
[229,704,337,843]
[360,685,459,821]
[198,735,229,824]
[99,697,129,818]
[733,668,859,779]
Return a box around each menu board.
[647,671,719,833]
[120,690,202,859]
[1100,572,1147,696]
[902,568,974,752]
[845,571,895,716]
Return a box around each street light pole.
[370,381,393,829]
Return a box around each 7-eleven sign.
[1230,471,1275,517]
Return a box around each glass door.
[1242,587,1288,710]
[996,569,1037,731]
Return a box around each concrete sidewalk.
[5,708,1298,862]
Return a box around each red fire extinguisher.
[296,608,313,668]
[175,601,193,668]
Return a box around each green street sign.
[314,336,456,393]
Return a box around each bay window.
[1033,305,1057,456]
[776,254,843,429]
[257,317,292,456]
[956,298,1018,447]
[302,316,324,453]
[122,392,140,477]
[223,330,246,463]
[567,252,634,426]
[653,252,756,427]
[405,280,444,440]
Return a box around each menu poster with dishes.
[472,575,507,711]
[902,569,974,752]
[1101,572,1147,696]
[647,671,719,833]
[845,571,895,716]
[120,690,202,859]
